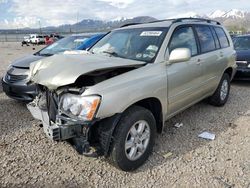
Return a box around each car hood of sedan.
[236,50,250,61]
[12,54,44,68]
[30,53,146,90]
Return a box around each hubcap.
[220,79,228,101]
[125,120,150,161]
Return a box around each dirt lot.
[0,42,249,188]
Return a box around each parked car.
[45,34,64,45]
[233,35,250,80]
[29,34,45,45]
[27,18,236,171]
[2,33,105,102]
[21,36,31,46]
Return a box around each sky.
[0,0,250,29]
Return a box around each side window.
[210,27,220,49]
[214,27,230,48]
[168,27,198,56]
[195,25,216,53]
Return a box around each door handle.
[196,59,201,65]
[220,52,224,58]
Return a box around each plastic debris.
[198,131,216,140]
[163,152,173,159]
[174,123,183,128]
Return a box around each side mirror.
[169,48,191,64]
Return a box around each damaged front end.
[27,53,145,156]
[27,88,101,156]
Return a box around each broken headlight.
[59,94,101,121]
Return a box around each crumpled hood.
[30,53,145,90]
[12,54,44,68]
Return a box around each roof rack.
[119,17,221,28]
[120,23,142,28]
[172,18,221,25]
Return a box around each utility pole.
[39,20,42,34]
[76,11,79,33]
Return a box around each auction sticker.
[140,31,162,36]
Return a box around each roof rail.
[119,17,221,29]
[172,18,221,25]
[120,23,142,28]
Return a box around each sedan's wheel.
[110,106,156,171]
[209,73,230,106]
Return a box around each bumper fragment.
[27,103,86,141]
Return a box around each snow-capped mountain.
[223,9,247,18]
[208,9,247,19]
[177,9,248,20]
[173,9,250,31]
[208,10,227,19]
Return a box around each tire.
[109,105,156,171]
[209,73,230,107]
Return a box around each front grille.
[5,73,28,83]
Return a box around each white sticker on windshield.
[140,31,162,36]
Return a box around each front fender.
[83,63,168,120]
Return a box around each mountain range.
[180,9,250,32]
[1,9,249,34]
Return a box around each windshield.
[90,27,168,63]
[233,36,250,50]
[38,36,90,56]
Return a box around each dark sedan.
[2,33,105,102]
[233,35,250,80]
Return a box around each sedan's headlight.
[60,94,101,121]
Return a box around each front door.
[167,26,203,116]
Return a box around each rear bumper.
[2,78,38,102]
[234,68,250,80]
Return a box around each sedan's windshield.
[90,27,168,63]
[233,36,250,50]
[38,36,90,56]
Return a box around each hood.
[12,54,44,68]
[236,50,250,61]
[30,53,145,90]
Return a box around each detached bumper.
[27,104,86,141]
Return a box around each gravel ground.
[0,42,249,188]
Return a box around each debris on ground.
[198,131,216,140]
[174,123,183,128]
[163,152,173,159]
[213,176,235,188]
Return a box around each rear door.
[194,25,221,95]
[167,26,203,116]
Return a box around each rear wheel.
[209,73,230,106]
[109,106,156,171]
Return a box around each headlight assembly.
[59,94,101,121]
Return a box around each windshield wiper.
[102,50,120,57]
[39,53,54,57]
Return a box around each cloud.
[0,16,40,29]
[97,0,134,8]
[1,0,250,29]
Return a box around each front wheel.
[208,73,230,107]
[109,106,156,171]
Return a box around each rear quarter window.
[214,27,230,48]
